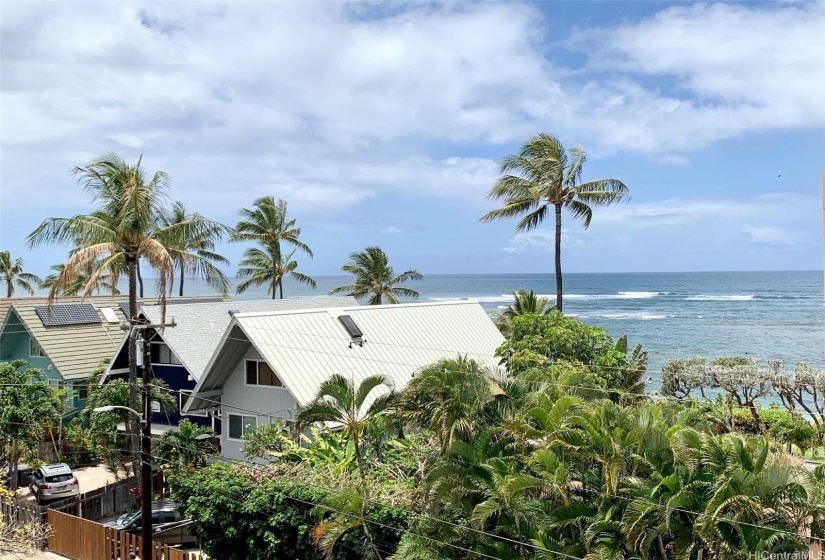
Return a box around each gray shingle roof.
[139,297,358,381]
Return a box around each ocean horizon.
[36,270,825,385]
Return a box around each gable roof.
[187,300,505,412]
[134,297,359,382]
[1,295,227,381]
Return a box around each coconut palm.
[39,263,120,296]
[0,251,41,298]
[493,290,554,335]
[230,197,312,299]
[480,133,628,312]
[330,246,422,305]
[296,374,396,495]
[156,201,231,296]
[236,246,316,299]
[26,152,215,471]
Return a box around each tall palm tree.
[26,152,215,471]
[230,197,312,299]
[480,133,629,312]
[156,201,231,297]
[0,251,41,298]
[493,290,554,335]
[296,373,396,496]
[330,246,422,305]
[236,247,316,299]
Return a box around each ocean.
[169,270,825,382]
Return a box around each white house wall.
[221,345,298,461]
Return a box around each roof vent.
[338,315,365,348]
[228,309,240,316]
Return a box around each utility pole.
[115,316,176,560]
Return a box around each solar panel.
[338,315,364,339]
[35,303,101,327]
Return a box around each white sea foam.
[686,295,755,301]
[585,313,675,320]
[566,292,668,300]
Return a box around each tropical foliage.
[39,262,120,296]
[481,133,628,312]
[230,196,313,299]
[0,251,41,298]
[492,289,554,335]
[330,246,422,305]
[155,418,217,472]
[170,311,825,560]
[0,360,62,491]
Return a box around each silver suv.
[28,463,79,503]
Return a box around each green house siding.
[0,311,58,380]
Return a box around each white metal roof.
[131,297,358,381]
[189,300,505,411]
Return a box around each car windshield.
[45,474,72,483]
[120,511,141,527]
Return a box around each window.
[228,415,256,440]
[179,390,207,417]
[150,343,181,365]
[74,382,88,401]
[245,360,283,387]
[29,339,44,358]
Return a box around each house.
[102,297,358,432]
[183,300,506,461]
[0,295,224,415]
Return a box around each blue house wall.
[107,340,219,433]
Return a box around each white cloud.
[570,2,825,154]
[741,225,797,245]
[503,229,586,254]
[497,191,818,257]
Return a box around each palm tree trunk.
[279,281,283,299]
[6,279,12,298]
[127,256,141,476]
[352,431,369,499]
[137,259,144,298]
[554,203,563,312]
[179,263,185,297]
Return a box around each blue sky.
[1,1,824,277]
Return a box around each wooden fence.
[47,509,196,560]
[47,472,164,522]
[0,497,46,525]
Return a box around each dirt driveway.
[13,464,118,505]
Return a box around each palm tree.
[401,356,503,453]
[26,152,216,472]
[230,197,312,299]
[156,419,217,472]
[296,373,396,496]
[39,262,120,296]
[156,201,231,296]
[480,133,628,312]
[0,251,41,298]
[236,246,316,299]
[493,290,554,335]
[330,246,422,305]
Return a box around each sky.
[1,0,824,277]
